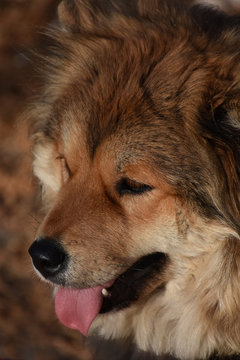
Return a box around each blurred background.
[0,1,240,359]
[0,1,94,359]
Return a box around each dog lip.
[54,279,114,295]
[101,279,115,288]
[100,252,168,314]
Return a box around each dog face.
[29,1,240,359]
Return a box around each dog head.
[29,1,240,359]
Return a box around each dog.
[28,1,240,359]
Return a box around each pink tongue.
[55,286,103,336]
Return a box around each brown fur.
[30,1,240,359]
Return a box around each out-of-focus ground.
[0,1,239,360]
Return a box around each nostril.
[28,237,67,279]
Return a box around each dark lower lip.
[100,252,169,313]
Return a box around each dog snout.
[28,237,68,280]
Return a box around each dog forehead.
[59,82,181,162]
[57,49,193,151]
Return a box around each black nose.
[28,237,67,279]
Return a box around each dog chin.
[89,307,133,339]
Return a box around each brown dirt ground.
[0,1,239,360]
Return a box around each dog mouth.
[55,252,168,336]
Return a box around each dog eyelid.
[116,177,153,197]
[56,154,64,160]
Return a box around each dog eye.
[116,178,153,196]
[56,155,71,183]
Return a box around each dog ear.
[57,1,74,30]
[57,0,126,33]
[58,0,92,32]
[205,96,240,232]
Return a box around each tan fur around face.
[31,1,240,359]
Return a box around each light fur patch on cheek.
[126,197,180,257]
[129,219,179,258]
[33,142,61,200]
